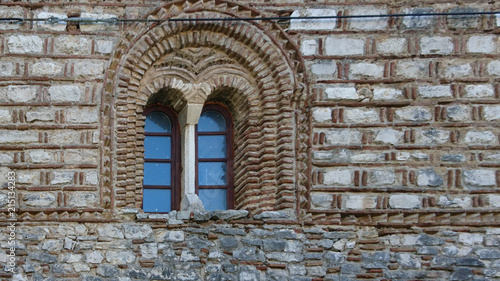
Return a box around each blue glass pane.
[198,162,226,185]
[145,136,171,159]
[145,111,171,133]
[144,162,171,186]
[198,135,226,159]
[198,110,226,132]
[199,189,227,211]
[143,189,171,212]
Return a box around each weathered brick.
[373,87,403,101]
[49,85,81,102]
[324,36,364,56]
[483,105,500,121]
[300,39,317,56]
[36,12,67,31]
[440,61,473,79]
[85,171,99,185]
[17,171,39,184]
[463,170,496,187]
[48,130,81,145]
[351,152,385,162]
[376,38,406,55]
[343,108,379,123]
[311,193,333,209]
[54,36,92,55]
[64,149,98,164]
[343,194,377,209]
[80,12,119,32]
[325,87,360,101]
[26,108,55,122]
[0,109,11,123]
[349,62,384,79]
[0,6,23,30]
[394,107,432,122]
[447,105,470,122]
[29,150,52,163]
[7,35,43,54]
[22,192,56,207]
[464,84,495,98]
[420,36,453,55]
[373,128,404,145]
[0,62,14,76]
[486,195,500,208]
[312,107,332,123]
[349,7,387,31]
[1,85,38,102]
[464,131,497,145]
[402,8,434,29]
[106,250,136,264]
[95,40,114,54]
[290,9,337,31]
[417,169,443,187]
[467,35,497,54]
[396,60,429,79]
[68,193,98,207]
[74,61,105,78]
[323,129,362,145]
[66,107,99,123]
[310,61,336,79]
[0,130,38,144]
[51,171,75,184]
[458,233,483,246]
[32,61,64,76]
[447,7,481,29]
[370,170,396,186]
[415,129,450,145]
[323,169,351,186]
[417,85,452,98]
[437,196,472,208]
[487,60,500,76]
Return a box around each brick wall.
[0,0,499,280]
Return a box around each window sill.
[132,210,296,224]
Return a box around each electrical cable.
[0,11,498,24]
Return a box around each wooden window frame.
[142,105,181,212]
[195,103,235,210]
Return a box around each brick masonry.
[0,0,499,280]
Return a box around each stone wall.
[3,211,500,281]
[0,0,499,280]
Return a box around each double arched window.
[142,104,233,213]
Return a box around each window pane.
[145,111,171,133]
[198,162,227,185]
[198,135,226,159]
[198,110,226,132]
[199,189,227,211]
[145,136,171,159]
[144,162,171,186]
[143,189,171,212]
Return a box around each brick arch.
[101,0,311,218]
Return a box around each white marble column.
[179,103,204,211]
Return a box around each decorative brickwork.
[102,0,310,217]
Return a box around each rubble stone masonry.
[0,0,499,280]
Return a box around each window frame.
[142,105,181,212]
[195,103,235,210]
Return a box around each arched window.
[142,106,180,212]
[196,104,234,211]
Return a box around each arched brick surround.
[100,0,312,218]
